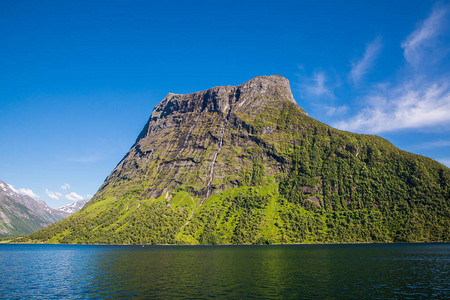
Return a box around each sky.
[1,0,449,208]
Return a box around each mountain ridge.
[57,199,88,215]
[0,180,88,237]
[135,75,303,145]
[0,180,67,237]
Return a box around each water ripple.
[0,243,448,299]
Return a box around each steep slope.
[0,181,68,237]
[20,75,449,244]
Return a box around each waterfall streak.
[206,120,226,198]
[181,117,227,229]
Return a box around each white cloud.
[61,183,71,190]
[86,194,93,198]
[350,37,382,84]
[46,189,63,200]
[65,192,84,201]
[19,188,40,198]
[301,71,335,98]
[401,4,449,66]
[335,81,450,133]
[7,184,18,193]
[336,4,450,134]
[6,184,39,199]
[324,105,348,116]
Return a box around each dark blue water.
[0,243,448,299]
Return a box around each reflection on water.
[0,244,448,298]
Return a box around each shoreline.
[1,240,448,246]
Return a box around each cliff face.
[21,75,449,245]
[98,75,304,200]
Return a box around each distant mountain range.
[0,180,86,237]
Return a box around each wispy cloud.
[336,3,450,134]
[19,188,39,198]
[415,139,450,149]
[335,81,450,133]
[324,105,348,116]
[65,192,84,201]
[350,37,382,84]
[86,194,93,199]
[46,189,63,200]
[66,154,103,163]
[61,183,71,190]
[301,71,335,98]
[401,3,449,66]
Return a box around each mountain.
[19,75,449,244]
[56,200,88,215]
[0,180,69,237]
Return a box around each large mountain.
[19,75,449,244]
[0,180,68,237]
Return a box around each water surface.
[0,243,448,298]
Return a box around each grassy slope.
[0,200,54,237]
[16,100,450,244]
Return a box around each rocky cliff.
[20,75,450,244]
[100,75,304,200]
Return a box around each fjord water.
[0,244,448,299]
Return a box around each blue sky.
[1,0,449,208]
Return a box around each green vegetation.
[0,198,65,238]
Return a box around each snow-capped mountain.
[57,199,88,215]
[0,180,68,237]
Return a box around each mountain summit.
[21,75,449,244]
[146,75,300,122]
